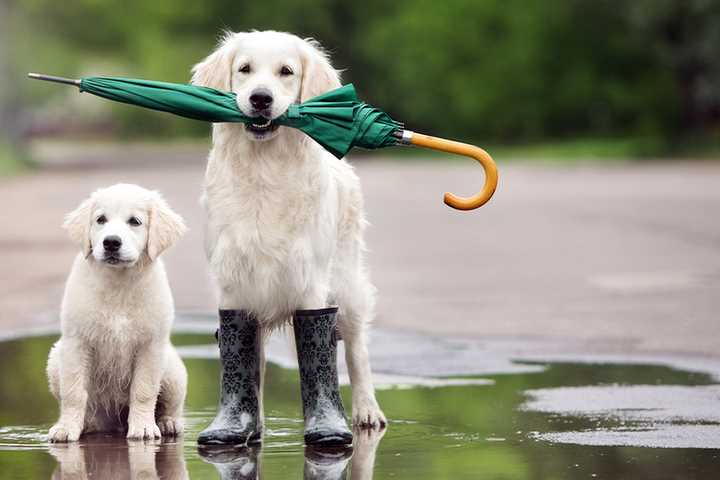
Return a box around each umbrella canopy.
[31,75,400,159]
[28,73,497,211]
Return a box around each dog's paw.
[352,396,387,429]
[127,419,161,440]
[157,416,183,437]
[48,422,82,443]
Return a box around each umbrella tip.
[26,73,81,86]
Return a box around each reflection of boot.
[198,310,262,445]
[198,446,259,480]
[294,307,353,446]
[304,446,353,480]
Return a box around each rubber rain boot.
[198,309,262,445]
[293,307,353,446]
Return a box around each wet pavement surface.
[1,317,719,479]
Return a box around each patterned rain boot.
[293,307,353,446]
[197,310,262,445]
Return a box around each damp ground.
[0,329,719,479]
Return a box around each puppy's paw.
[352,396,387,429]
[127,419,161,440]
[49,422,82,443]
[157,416,183,437]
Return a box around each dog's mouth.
[245,117,280,137]
[103,255,132,266]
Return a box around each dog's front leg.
[49,339,89,442]
[127,341,163,440]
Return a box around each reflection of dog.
[49,437,189,479]
[197,427,385,480]
[47,184,188,442]
[350,427,386,480]
[192,30,385,428]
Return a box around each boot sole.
[197,430,262,446]
[305,431,353,447]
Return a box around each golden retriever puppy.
[47,184,187,442]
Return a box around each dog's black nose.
[249,88,273,111]
[103,235,122,252]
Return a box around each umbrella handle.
[404,132,499,211]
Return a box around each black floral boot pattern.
[293,307,353,446]
[197,310,262,445]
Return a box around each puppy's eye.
[279,65,293,76]
[128,217,142,227]
[239,64,251,74]
[96,215,107,225]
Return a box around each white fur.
[47,184,188,442]
[192,30,386,427]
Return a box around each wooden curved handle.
[409,132,499,211]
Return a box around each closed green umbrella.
[29,73,497,210]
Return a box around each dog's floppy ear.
[300,38,341,102]
[63,197,94,257]
[147,193,187,262]
[191,32,238,91]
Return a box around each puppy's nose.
[249,88,273,111]
[103,235,122,252]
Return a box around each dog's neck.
[84,255,160,291]
[211,124,326,171]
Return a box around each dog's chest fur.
[203,133,340,318]
[61,257,172,399]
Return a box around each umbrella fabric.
[79,77,401,158]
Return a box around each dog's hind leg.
[335,273,386,429]
[47,341,61,400]
[156,346,187,437]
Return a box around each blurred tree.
[628,0,720,133]
[1,0,26,165]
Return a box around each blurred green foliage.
[5,0,720,152]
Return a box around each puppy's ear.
[147,194,187,262]
[191,32,238,91]
[63,197,94,257]
[300,38,341,102]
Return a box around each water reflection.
[198,428,385,480]
[47,427,384,479]
[1,335,719,479]
[49,435,188,479]
[198,446,260,479]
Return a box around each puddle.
[0,333,718,479]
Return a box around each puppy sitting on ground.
[47,183,187,442]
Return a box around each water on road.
[0,333,718,479]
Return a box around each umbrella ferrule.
[28,73,81,87]
[396,129,414,145]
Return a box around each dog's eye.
[279,65,294,76]
[239,64,251,74]
[128,217,142,227]
[96,215,107,225]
